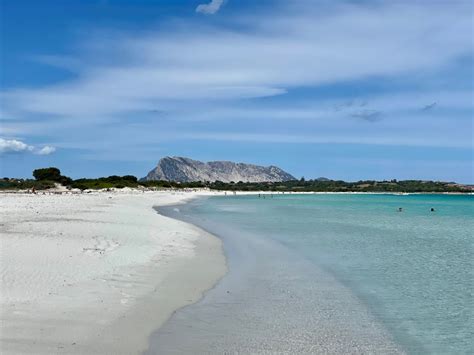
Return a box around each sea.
[148,193,473,354]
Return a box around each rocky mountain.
[143,156,295,183]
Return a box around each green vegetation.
[33,167,72,186]
[0,178,56,190]
[0,167,471,193]
[70,175,139,190]
[141,180,207,189]
[205,179,471,193]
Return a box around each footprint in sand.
[82,236,120,256]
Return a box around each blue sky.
[0,0,473,182]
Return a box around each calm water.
[149,194,473,354]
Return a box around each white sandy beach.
[0,190,226,354]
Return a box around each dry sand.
[0,190,226,354]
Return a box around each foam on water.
[148,194,473,354]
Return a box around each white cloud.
[2,3,472,118]
[0,138,33,154]
[35,145,57,155]
[0,1,472,152]
[0,138,56,155]
[1,1,471,121]
[196,0,224,15]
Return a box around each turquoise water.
[151,194,473,354]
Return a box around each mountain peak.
[143,156,295,183]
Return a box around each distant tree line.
[0,167,471,193]
[204,179,470,193]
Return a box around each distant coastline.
[1,166,472,194]
[2,177,471,194]
[1,186,472,196]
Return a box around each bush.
[59,176,73,186]
[0,178,55,190]
[71,183,88,191]
[122,175,138,182]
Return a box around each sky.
[0,0,473,182]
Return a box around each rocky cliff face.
[143,156,295,183]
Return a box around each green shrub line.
[0,167,471,193]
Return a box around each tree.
[32,167,72,186]
[33,167,61,181]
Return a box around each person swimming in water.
[398,207,403,212]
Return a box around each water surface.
[149,194,473,354]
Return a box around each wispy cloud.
[0,138,56,155]
[36,146,57,155]
[2,1,471,120]
[171,131,470,149]
[351,110,383,122]
[0,0,472,159]
[421,102,437,111]
[196,0,225,15]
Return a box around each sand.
[0,190,226,354]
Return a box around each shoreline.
[0,190,226,354]
[152,193,472,354]
[1,186,472,196]
[148,198,405,353]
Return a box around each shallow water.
[148,194,473,354]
